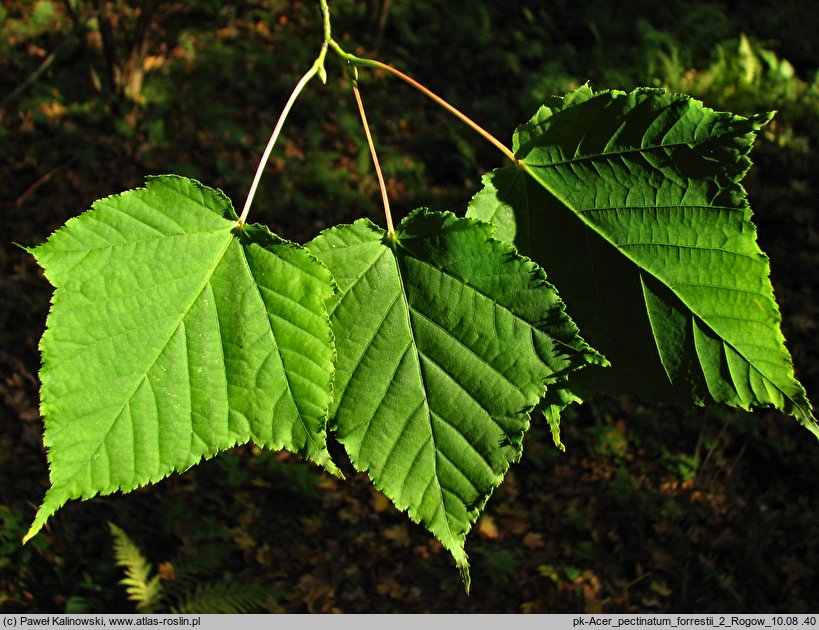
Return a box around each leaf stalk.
[239,44,328,226]
[243,0,518,226]
[352,81,395,235]
[327,39,517,164]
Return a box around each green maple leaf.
[308,209,601,588]
[468,85,816,435]
[24,175,338,542]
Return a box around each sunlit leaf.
[308,210,600,588]
[25,175,338,541]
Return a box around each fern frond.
[166,544,231,591]
[109,522,164,612]
[170,580,267,614]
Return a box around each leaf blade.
[25,175,337,542]
[468,87,816,432]
[308,210,599,587]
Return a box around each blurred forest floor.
[1,0,818,613]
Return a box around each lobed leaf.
[24,175,338,542]
[468,85,816,434]
[308,210,600,588]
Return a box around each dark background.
[1,0,818,613]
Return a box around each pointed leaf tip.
[22,485,66,544]
[457,554,471,594]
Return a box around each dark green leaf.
[468,86,816,434]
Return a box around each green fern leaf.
[109,523,164,613]
[170,580,267,614]
[165,546,231,593]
